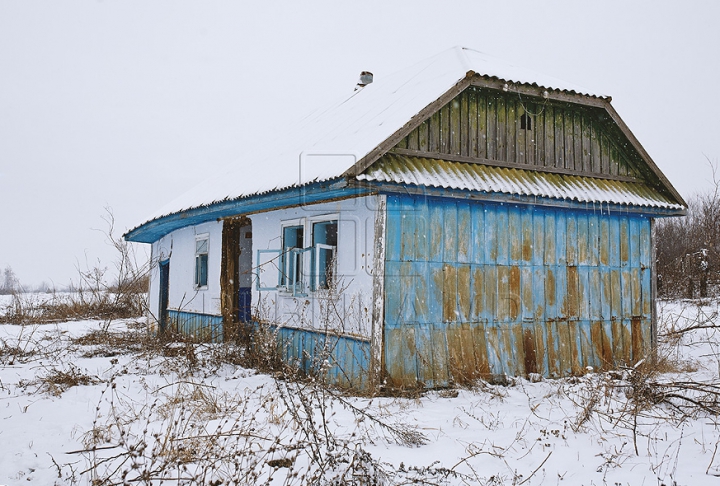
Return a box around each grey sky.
[1,0,718,286]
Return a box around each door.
[158,260,170,332]
[238,222,253,322]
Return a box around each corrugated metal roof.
[129,48,608,234]
[357,153,685,210]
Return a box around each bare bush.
[656,157,720,299]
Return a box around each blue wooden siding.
[165,310,370,389]
[275,326,370,390]
[384,194,653,388]
[167,310,224,343]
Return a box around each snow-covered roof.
[131,47,606,234]
[359,154,685,210]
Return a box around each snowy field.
[1,298,719,485]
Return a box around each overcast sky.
[1,0,719,287]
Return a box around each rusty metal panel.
[620,216,630,266]
[588,212,600,266]
[544,211,557,265]
[532,209,545,266]
[471,204,486,265]
[457,264,472,321]
[382,195,656,387]
[496,205,509,265]
[457,201,472,263]
[428,203,444,262]
[566,213,578,266]
[443,202,458,263]
[509,206,522,264]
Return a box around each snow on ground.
[0,300,719,485]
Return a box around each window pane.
[313,221,337,246]
[195,254,208,287]
[282,225,304,287]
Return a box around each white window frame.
[280,218,306,295]
[309,214,339,292]
[194,233,209,290]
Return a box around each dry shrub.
[20,363,99,396]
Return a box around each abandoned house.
[125,47,687,391]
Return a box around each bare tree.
[656,157,720,299]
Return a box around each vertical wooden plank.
[555,107,565,170]
[572,111,582,171]
[581,111,591,172]
[418,120,429,152]
[601,133,611,175]
[428,112,439,153]
[535,102,545,166]
[477,90,487,159]
[543,104,554,169]
[469,89,478,158]
[497,95,507,162]
[459,92,469,157]
[507,98,517,163]
[407,126,419,151]
[486,94,497,160]
[450,98,461,156]
[517,103,527,165]
[590,117,600,174]
[564,109,575,170]
[439,104,450,154]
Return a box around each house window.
[195,236,209,288]
[282,225,305,291]
[312,220,338,290]
[520,113,532,130]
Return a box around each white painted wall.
[148,220,223,321]
[251,195,380,339]
[147,195,380,339]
